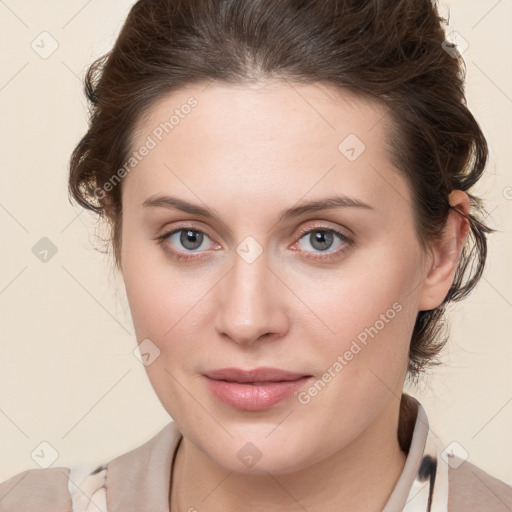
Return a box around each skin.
[119,80,469,512]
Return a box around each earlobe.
[417,190,470,311]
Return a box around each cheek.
[287,244,420,346]
[121,243,220,407]
[121,226,193,336]
[286,246,422,410]
[124,266,202,349]
[122,250,208,420]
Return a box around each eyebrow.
[142,193,374,223]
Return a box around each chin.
[200,430,319,476]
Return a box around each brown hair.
[68,0,494,379]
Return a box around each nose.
[214,249,289,346]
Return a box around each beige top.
[1,395,511,511]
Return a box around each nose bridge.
[214,246,284,345]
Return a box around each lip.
[203,367,310,383]
[202,367,313,411]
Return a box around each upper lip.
[203,367,310,383]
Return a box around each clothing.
[1,394,511,511]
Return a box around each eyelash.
[155,224,353,263]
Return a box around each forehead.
[136,80,390,155]
[124,81,409,215]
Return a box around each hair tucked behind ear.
[68,0,495,380]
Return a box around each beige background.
[1,0,511,485]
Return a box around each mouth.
[202,367,313,410]
[202,367,312,383]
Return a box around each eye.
[292,226,352,262]
[156,227,219,261]
[156,224,353,263]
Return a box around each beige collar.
[106,421,182,512]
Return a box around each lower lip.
[203,375,312,411]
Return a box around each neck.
[170,397,410,512]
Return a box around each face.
[120,81,430,475]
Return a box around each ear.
[417,190,471,311]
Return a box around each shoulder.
[0,466,72,511]
[0,463,108,512]
[0,422,180,512]
[448,457,512,511]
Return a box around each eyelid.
[155,220,216,241]
[293,222,353,243]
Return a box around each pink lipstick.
[202,367,313,411]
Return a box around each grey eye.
[307,230,335,251]
[298,229,345,253]
[171,229,208,251]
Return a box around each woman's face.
[120,81,432,474]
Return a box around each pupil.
[312,231,333,251]
[181,230,203,250]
